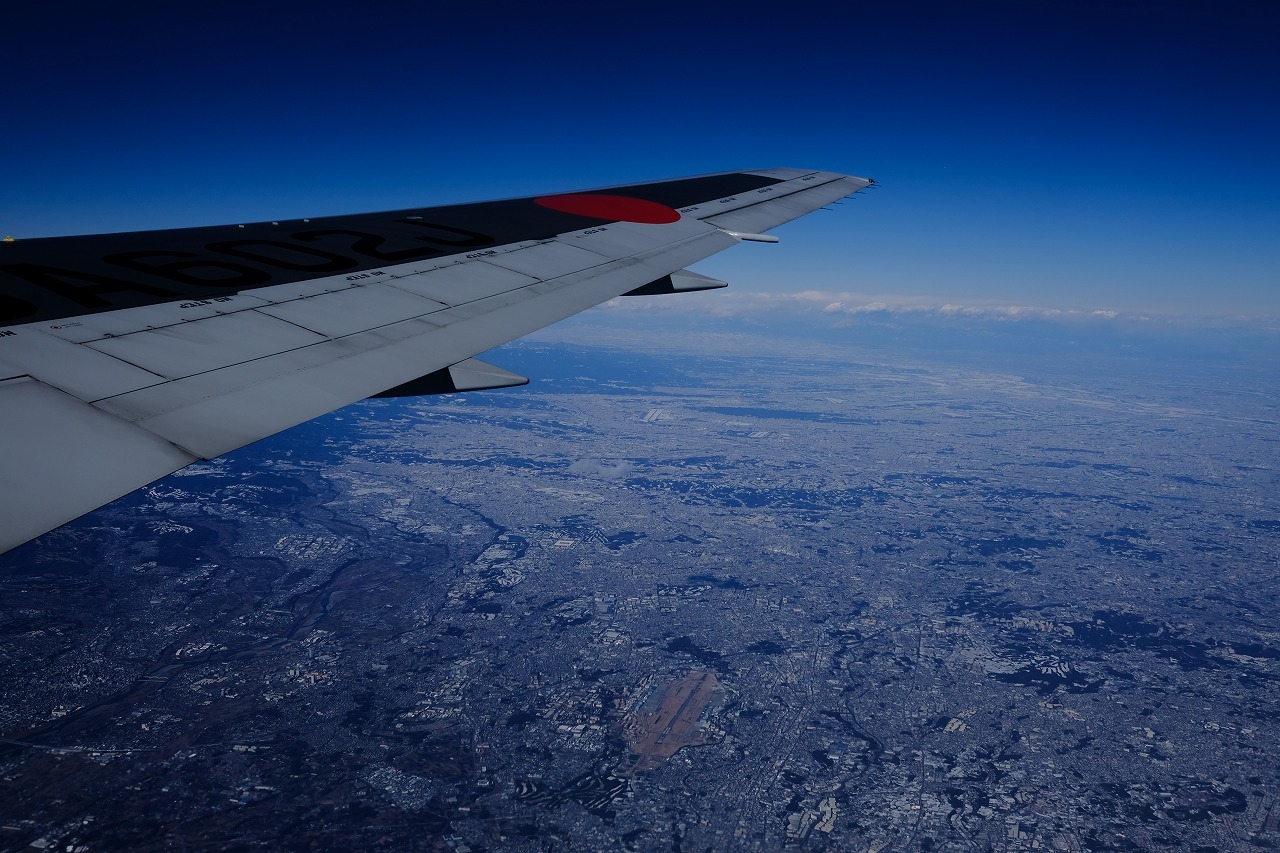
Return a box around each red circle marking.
[533,193,681,224]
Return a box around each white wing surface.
[0,168,873,553]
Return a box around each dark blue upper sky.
[3,0,1277,317]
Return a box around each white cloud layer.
[601,289,1132,323]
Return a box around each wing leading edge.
[0,168,874,554]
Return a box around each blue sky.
[3,0,1277,319]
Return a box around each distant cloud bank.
[526,285,1279,363]
[818,294,1120,323]
[596,288,1280,330]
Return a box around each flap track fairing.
[622,269,729,297]
[373,357,529,398]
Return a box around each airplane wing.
[0,168,873,554]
